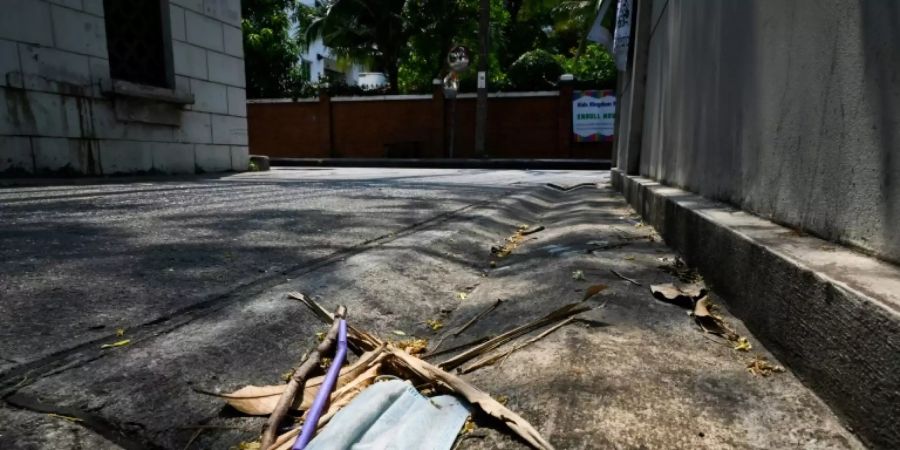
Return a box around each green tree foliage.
[557,43,616,89]
[242,0,303,98]
[288,0,616,95]
[305,0,410,93]
[507,49,563,90]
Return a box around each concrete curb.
[612,169,900,449]
[269,157,612,170]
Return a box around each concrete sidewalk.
[0,169,863,449]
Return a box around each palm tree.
[305,0,409,93]
[553,0,608,60]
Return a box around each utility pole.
[474,0,489,157]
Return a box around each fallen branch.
[428,299,505,354]
[439,302,594,371]
[459,317,575,374]
[211,349,384,415]
[521,225,545,235]
[285,294,556,449]
[260,306,346,450]
[423,335,492,359]
[388,347,554,450]
[610,269,642,286]
[288,292,381,352]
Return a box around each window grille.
[103,0,170,88]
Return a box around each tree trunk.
[386,64,400,94]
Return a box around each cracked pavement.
[0,168,864,449]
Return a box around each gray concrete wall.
[632,0,899,263]
[0,0,249,175]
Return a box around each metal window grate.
[103,0,169,88]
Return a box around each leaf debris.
[425,319,444,331]
[47,413,82,423]
[747,355,785,377]
[100,339,131,349]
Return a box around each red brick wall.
[248,91,612,159]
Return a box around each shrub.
[507,49,564,91]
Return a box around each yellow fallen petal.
[115,328,125,337]
[457,292,468,300]
[391,330,407,336]
[101,339,131,349]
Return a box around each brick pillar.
[558,74,574,158]
[318,88,333,157]
[431,79,446,158]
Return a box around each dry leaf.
[691,297,738,341]
[733,337,752,352]
[215,350,382,415]
[571,270,585,281]
[389,348,554,450]
[747,355,785,377]
[650,282,707,308]
[461,416,476,434]
[100,339,131,349]
[582,284,608,301]
[285,296,554,450]
[441,302,593,371]
[237,441,261,450]
[47,413,82,423]
[460,317,575,374]
[395,338,428,355]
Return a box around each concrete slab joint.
[612,168,900,450]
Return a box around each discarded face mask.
[304,379,469,450]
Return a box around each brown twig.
[610,269,642,286]
[428,299,504,355]
[439,302,593,371]
[422,335,492,359]
[288,292,380,353]
[520,225,545,235]
[460,317,575,374]
[259,305,346,450]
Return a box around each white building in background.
[0,0,249,176]
[295,0,386,89]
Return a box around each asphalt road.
[0,168,604,373]
[0,168,862,450]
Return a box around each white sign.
[613,0,632,71]
[477,71,486,89]
[572,90,616,142]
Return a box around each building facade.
[614,0,899,265]
[0,0,249,176]
[611,1,899,449]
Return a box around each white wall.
[626,0,900,263]
[0,0,249,175]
